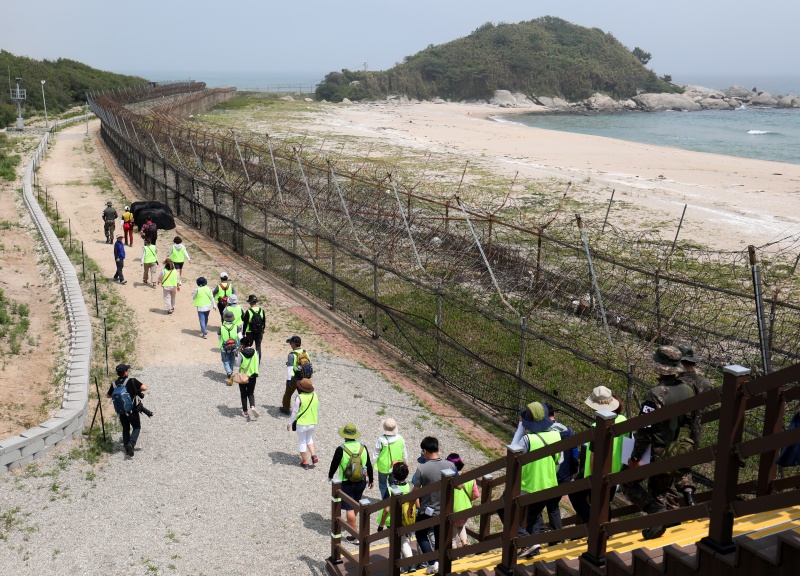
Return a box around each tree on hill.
[316,17,679,103]
[1,50,147,126]
[632,47,652,65]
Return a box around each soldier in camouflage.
[623,345,704,540]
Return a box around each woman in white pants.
[286,378,319,469]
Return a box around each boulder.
[699,97,735,110]
[793,97,800,108]
[490,90,517,107]
[621,99,638,110]
[535,96,571,110]
[341,98,353,105]
[512,92,533,106]
[585,93,620,111]
[633,93,702,111]
[683,85,726,99]
[433,97,446,104]
[304,97,313,102]
[777,94,797,108]
[723,85,753,98]
[750,91,778,106]
[279,95,294,101]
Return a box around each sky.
[4,1,799,91]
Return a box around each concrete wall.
[0,117,93,473]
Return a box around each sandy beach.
[286,100,800,251]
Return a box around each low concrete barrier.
[0,118,94,473]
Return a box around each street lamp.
[41,80,49,129]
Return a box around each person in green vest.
[141,238,158,287]
[281,335,310,415]
[568,386,628,525]
[167,236,190,281]
[242,295,266,360]
[328,423,374,542]
[212,272,236,321]
[218,308,240,382]
[225,293,244,337]
[159,258,179,314]
[376,461,414,562]
[286,378,318,469]
[191,276,214,338]
[234,335,259,419]
[446,453,479,548]
[373,417,408,500]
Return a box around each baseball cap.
[116,363,131,375]
[286,335,301,345]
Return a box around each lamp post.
[41,80,49,129]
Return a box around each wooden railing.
[326,363,800,575]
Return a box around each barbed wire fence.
[89,83,800,435]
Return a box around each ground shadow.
[297,554,326,575]
[268,450,299,466]
[263,405,288,419]
[180,328,203,337]
[216,404,242,419]
[149,307,168,315]
[300,512,330,536]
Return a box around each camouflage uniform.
[623,346,704,514]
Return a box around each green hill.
[1,51,147,127]
[316,17,678,103]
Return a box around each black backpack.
[248,308,265,334]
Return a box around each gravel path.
[0,352,489,576]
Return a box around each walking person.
[376,462,415,564]
[121,205,134,246]
[219,308,240,383]
[141,237,158,287]
[226,293,244,337]
[107,363,148,457]
[446,453,479,548]
[411,436,458,574]
[167,236,190,280]
[113,234,127,284]
[192,276,214,339]
[328,423,374,542]
[242,295,265,360]
[281,335,310,415]
[234,336,260,419]
[102,201,117,244]
[213,272,235,321]
[159,258,179,314]
[374,417,408,500]
[140,216,158,245]
[286,378,319,469]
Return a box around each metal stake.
[748,245,772,374]
[577,214,613,346]
[93,273,99,316]
[601,189,615,233]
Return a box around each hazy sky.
[4,0,799,87]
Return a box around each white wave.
[747,129,773,135]
[489,115,527,127]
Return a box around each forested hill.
[316,17,679,103]
[1,50,147,125]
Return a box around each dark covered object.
[131,201,175,231]
[776,411,800,467]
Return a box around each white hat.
[585,386,620,412]
[220,272,229,280]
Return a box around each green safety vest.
[168,245,186,263]
[227,304,243,328]
[193,286,213,307]
[245,307,264,334]
[453,479,475,514]
[584,414,629,477]
[296,392,318,426]
[219,323,238,349]
[377,481,411,527]
[215,283,233,303]
[161,268,178,287]
[520,430,561,494]
[376,436,405,474]
[339,440,367,481]
[142,245,158,264]
[239,350,259,376]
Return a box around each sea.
[497,75,800,165]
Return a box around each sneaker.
[226,372,232,379]
[311,455,319,465]
[202,333,208,339]
[250,407,259,419]
[642,525,667,540]
[519,543,540,558]
[120,280,127,285]
[301,462,310,470]
[242,410,249,418]
[167,310,173,315]
[425,562,439,574]
[124,443,134,457]
[345,535,358,544]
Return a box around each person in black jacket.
[112,235,127,285]
[106,363,148,457]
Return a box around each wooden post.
[495,445,524,576]
[701,364,750,553]
[581,410,618,567]
[357,497,371,576]
[328,481,343,566]
[756,387,785,496]
[477,474,494,541]
[388,486,403,576]
[438,469,456,575]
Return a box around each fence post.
[262,209,268,268]
[748,245,772,374]
[357,498,371,576]
[292,222,298,287]
[328,481,343,566]
[477,474,494,541]
[517,317,527,410]
[581,410,618,568]
[701,364,750,553]
[438,469,456,575]
[372,257,379,339]
[756,386,785,496]
[655,269,662,341]
[576,214,612,346]
[435,289,442,375]
[330,245,337,310]
[496,445,524,576]
[388,487,403,576]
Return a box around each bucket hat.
[296,378,314,393]
[651,345,684,375]
[382,418,398,435]
[338,423,361,439]
[585,386,620,412]
[519,401,551,433]
[677,344,703,365]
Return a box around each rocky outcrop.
[534,96,572,111]
[490,90,518,107]
[777,94,797,108]
[723,85,753,98]
[634,93,702,111]
[750,91,778,106]
[684,85,726,99]
[699,97,735,110]
[585,93,622,111]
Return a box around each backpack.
[111,378,133,415]
[218,283,231,306]
[401,499,417,527]
[342,444,365,482]
[223,339,237,353]
[247,308,265,334]
[293,350,313,379]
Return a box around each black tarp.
[131,201,175,230]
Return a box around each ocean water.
[503,107,800,165]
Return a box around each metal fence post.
[373,257,379,339]
[292,222,298,287]
[330,245,337,310]
[435,289,442,375]
[749,245,772,374]
[517,317,527,410]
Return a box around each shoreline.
[292,99,800,251]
